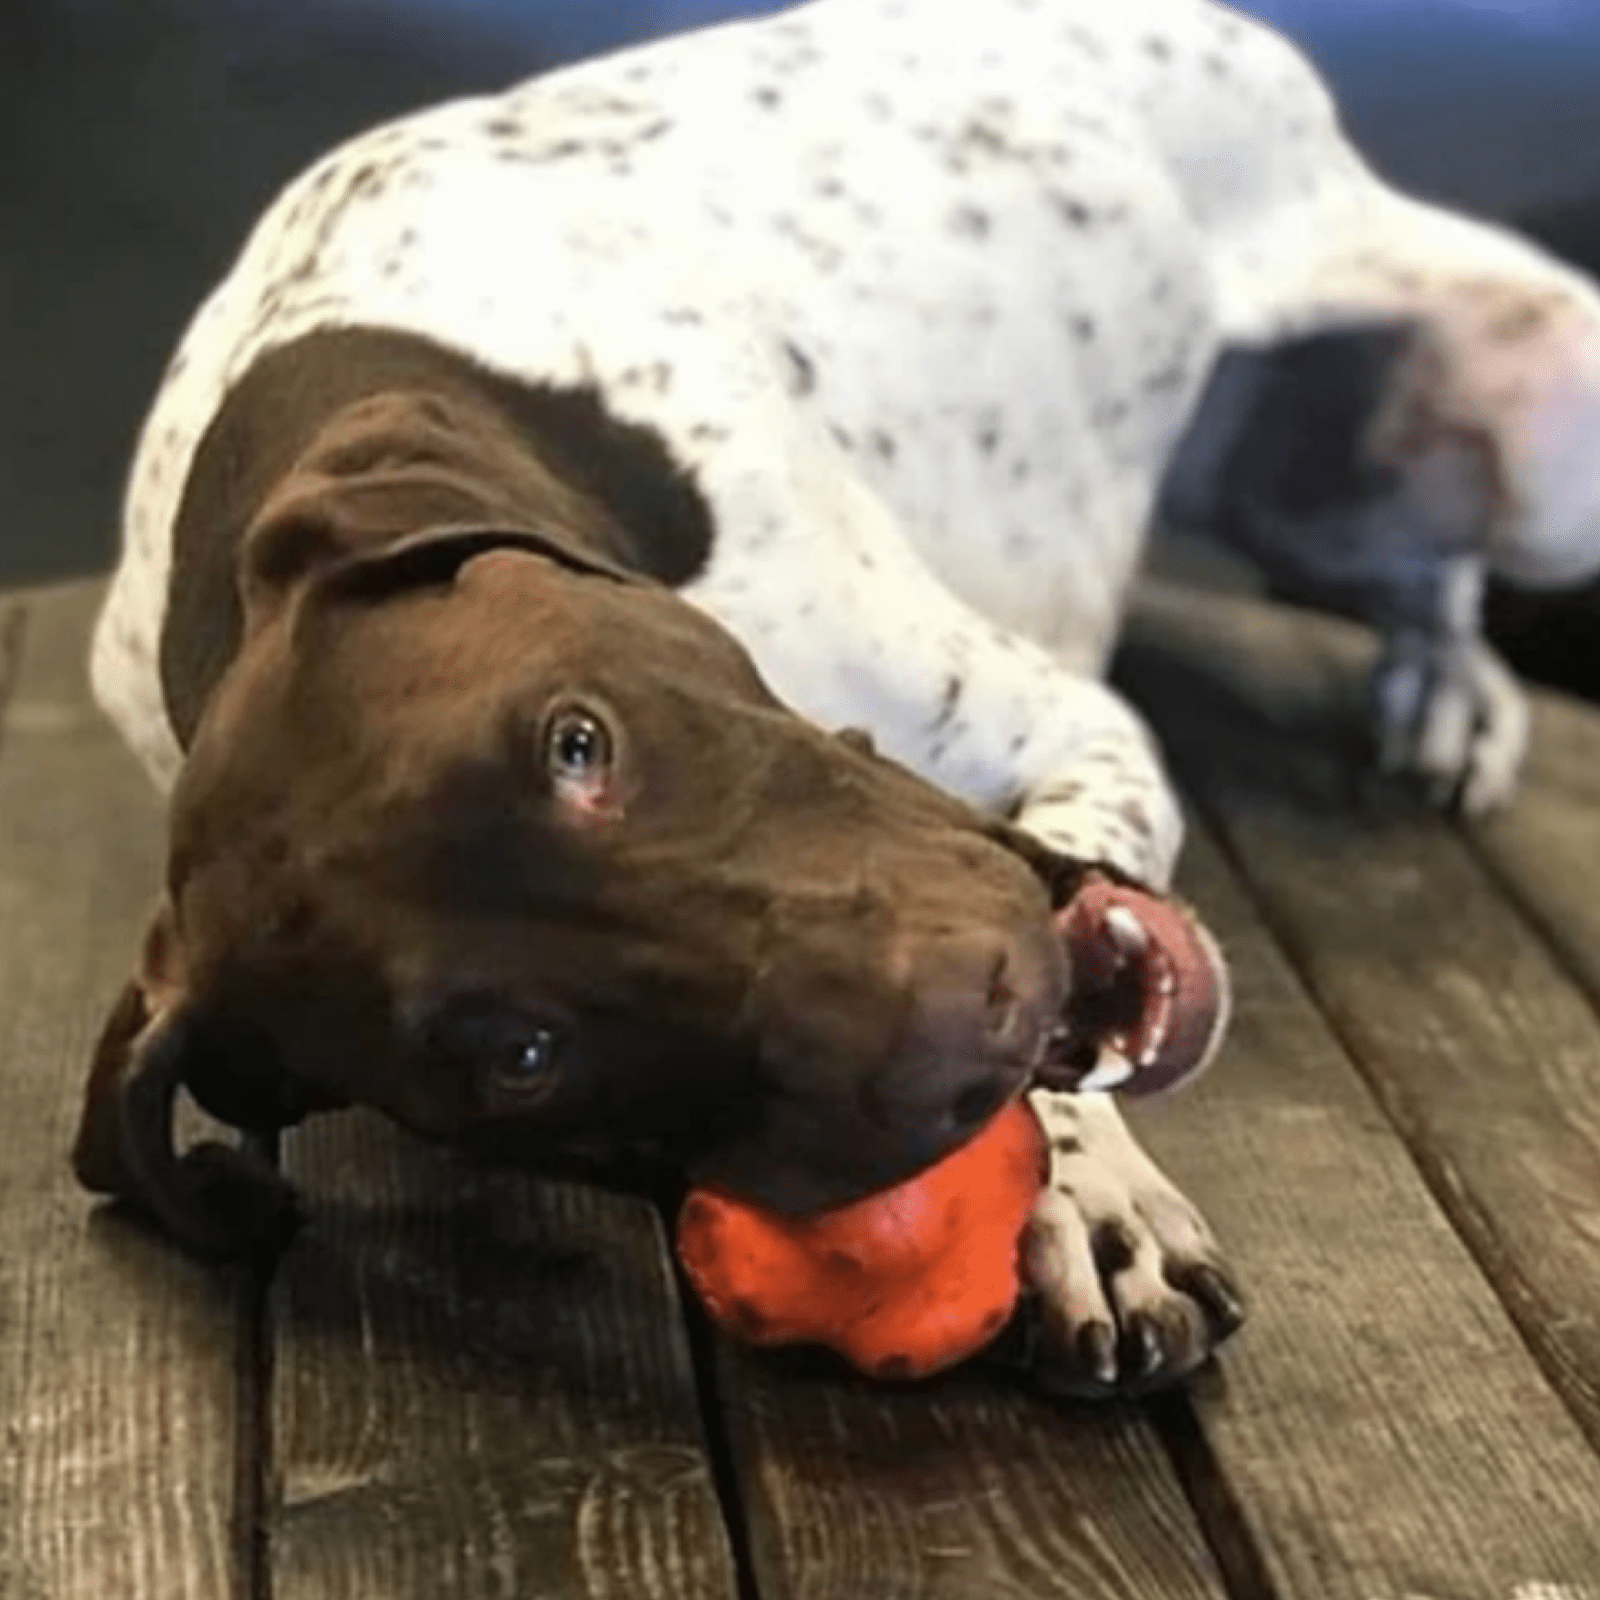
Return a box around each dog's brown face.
[79,528,1082,1254]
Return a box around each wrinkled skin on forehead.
[117,537,1081,1244]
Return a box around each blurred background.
[4,0,1598,691]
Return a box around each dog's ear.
[242,514,640,632]
[313,523,641,604]
[71,901,308,1260]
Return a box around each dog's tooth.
[1103,905,1147,956]
[1077,1052,1135,1093]
[1158,971,1177,998]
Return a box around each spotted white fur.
[91,0,1600,1388]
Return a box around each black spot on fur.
[1054,196,1094,229]
[950,204,992,240]
[869,428,898,463]
[1144,35,1173,62]
[1036,779,1085,806]
[773,214,843,272]
[1052,1135,1083,1157]
[1118,800,1153,840]
[934,674,964,728]
[977,422,1001,455]
[783,341,817,397]
[543,138,588,162]
[752,86,782,110]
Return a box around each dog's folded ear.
[242,512,643,635]
[312,523,642,605]
[71,902,310,1261]
[235,385,650,629]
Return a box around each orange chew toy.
[675,1099,1047,1380]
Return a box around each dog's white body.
[91,0,1600,1387]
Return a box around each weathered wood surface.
[270,1111,740,1600]
[18,574,1600,1600]
[0,584,252,1600]
[1123,582,1600,1453]
[1473,684,1600,1006]
[1132,823,1600,1600]
[717,1342,1226,1600]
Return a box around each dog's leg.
[1178,101,1600,809]
[1167,323,1537,811]
[1368,552,1530,813]
[1016,1089,1243,1394]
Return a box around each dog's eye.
[420,998,566,1109]
[487,1024,563,1100]
[545,707,615,809]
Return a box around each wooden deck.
[5,578,1600,1600]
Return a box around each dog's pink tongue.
[1042,876,1230,1097]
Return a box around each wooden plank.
[715,1328,1228,1597]
[0,582,253,1600]
[1130,821,1600,1599]
[1472,684,1600,1007]
[269,1111,740,1600]
[1120,584,1600,1453]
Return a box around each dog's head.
[78,520,1100,1254]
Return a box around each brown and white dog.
[76,0,1600,1394]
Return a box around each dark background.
[4,0,1597,690]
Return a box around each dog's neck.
[160,327,712,745]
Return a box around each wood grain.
[1120,582,1600,1479]
[1130,821,1600,1600]
[1472,683,1600,1007]
[0,583,251,1600]
[269,1111,739,1600]
[715,1334,1227,1598]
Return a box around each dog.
[75,0,1600,1395]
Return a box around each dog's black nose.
[877,931,1062,1131]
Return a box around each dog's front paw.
[1011,1093,1243,1396]
[1371,630,1529,814]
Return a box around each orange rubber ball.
[675,1098,1047,1380]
